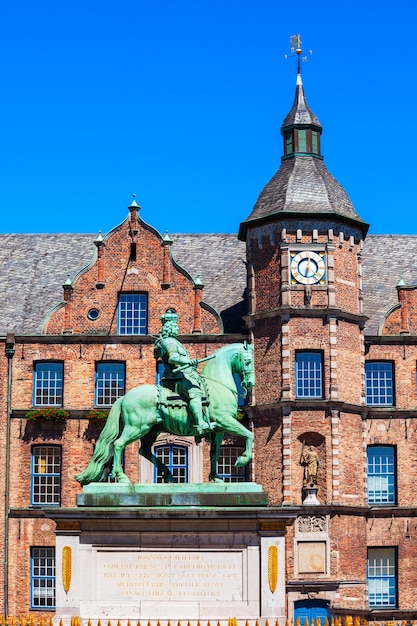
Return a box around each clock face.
[290,250,326,285]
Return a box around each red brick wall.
[252,318,282,405]
[252,410,282,504]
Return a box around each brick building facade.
[1,70,417,620]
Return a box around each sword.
[299,439,305,464]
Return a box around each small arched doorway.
[294,599,331,625]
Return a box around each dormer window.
[312,130,319,154]
[284,131,294,155]
[282,127,322,160]
[297,129,307,152]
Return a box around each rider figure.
[154,308,212,435]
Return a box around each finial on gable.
[129,193,141,211]
[94,231,104,247]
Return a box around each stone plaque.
[95,549,243,602]
[298,541,326,574]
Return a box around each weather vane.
[284,34,312,75]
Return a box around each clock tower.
[238,50,369,501]
[238,45,371,614]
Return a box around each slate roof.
[239,74,368,239]
[240,157,367,229]
[361,235,417,334]
[0,232,414,337]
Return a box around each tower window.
[285,131,294,155]
[312,131,319,154]
[295,351,324,399]
[297,129,307,152]
[367,446,396,505]
[367,547,397,608]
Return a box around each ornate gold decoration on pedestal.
[268,544,278,593]
[62,546,72,593]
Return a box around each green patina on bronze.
[76,309,255,486]
[77,483,268,507]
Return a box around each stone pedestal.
[45,484,297,626]
[302,487,320,505]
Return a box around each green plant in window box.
[25,408,70,421]
[85,409,109,422]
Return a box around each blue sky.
[0,0,415,235]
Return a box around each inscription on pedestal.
[96,550,243,602]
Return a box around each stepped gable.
[0,230,246,335]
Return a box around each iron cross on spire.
[285,34,312,75]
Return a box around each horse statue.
[76,342,255,485]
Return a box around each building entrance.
[294,599,331,625]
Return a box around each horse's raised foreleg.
[216,416,254,467]
[209,431,225,482]
[234,422,254,467]
[139,430,175,483]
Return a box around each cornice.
[245,307,368,327]
[365,334,417,345]
[0,333,248,346]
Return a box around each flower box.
[25,408,70,421]
[85,409,109,422]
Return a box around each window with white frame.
[367,547,397,608]
[117,293,148,335]
[154,444,188,483]
[30,547,56,610]
[217,445,247,482]
[33,362,63,407]
[367,446,396,505]
[295,351,323,398]
[31,446,61,506]
[365,361,394,406]
[95,362,125,406]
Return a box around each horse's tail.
[75,397,123,486]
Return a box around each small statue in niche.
[300,443,320,488]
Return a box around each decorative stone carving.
[297,515,327,534]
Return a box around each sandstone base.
[46,485,296,625]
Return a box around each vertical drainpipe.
[4,333,15,616]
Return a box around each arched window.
[217,445,247,482]
[154,444,188,483]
